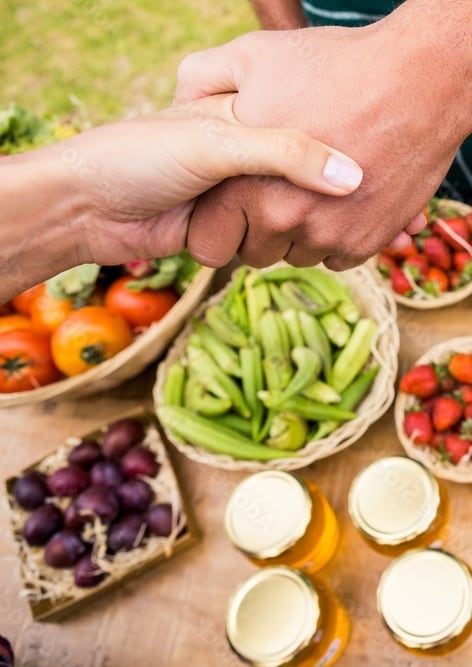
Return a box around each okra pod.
[205,304,248,348]
[281,309,305,348]
[259,310,293,390]
[213,413,253,437]
[158,406,297,460]
[310,366,379,440]
[269,283,294,312]
[184,376,232,416]
[228,292,249,334]
[221,266,248,312]
[298,311,332,379]
[302,380,341,404]
[319,312,351,347]
[245,270,271,340]
[277,347,321,401]
[258,391,356,421]
[299,267,360,323]
[266,411,308,451]
[331,318,377,393]
[162,361,186,407]
[192,318,241,377]
[240,346,265,439]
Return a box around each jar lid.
[348,456,440,545]
[378,548,472,649]
[226,567,320,667]
[224,471,312,559]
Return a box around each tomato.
[11,284,44,316]
[30,288,74,334]
[0,302,12,316]
[51,306,133,376]
[105,276,179,328]
[0,330,61,392]
[0,314,33,335]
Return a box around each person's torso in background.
[302,0,472,202]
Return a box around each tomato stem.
[80,345,105,366]
[0,354,32,375]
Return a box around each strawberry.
[456,385,472,403]
[423,266,449,294]
[432,395,463,431]
[432,217,470,251]
[403,410,433,444]
[390,266,413,296]
[430,430,448,451]
[465,213,472,232]
[453,251,472,273]
[448,353,472,383]
[399,364,439,398]
[464,404,472,419]
[377,253,397,277]
[424,236,452,270]
[403,254,428,279]
[443,434,471,464]
[449,271,462,290]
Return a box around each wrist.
[0,147,89,302]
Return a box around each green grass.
[0,0,257,125]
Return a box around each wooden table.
[2,299,472,667]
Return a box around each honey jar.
[348,456,449,556]
[224,471,340,573]
[226,566,350,667]
[377,548,472,656]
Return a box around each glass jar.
[377,548,472,657]
[348,456,449,556]
[224,471,340,573]
[226,566,350,667]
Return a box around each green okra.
[162,361,186,407]
[258,391,356,421]
[186,345,250,417]
[310,366,379,440]
[302,380,341,404]
[213,413,253,437]
[298,267,360,324]
[221,265,248,312]
[184,376,232,416]
[228,292,249,334]
[192,318,241,377]
[279,282,335,316]
[259,310,293,391]
[298,310,332,379]
[319,311,351,347]
[331,318,378,393]
[245,269,271,341]
[205,304,248,348]
[266,411,308,451]
[158,405,297,460]
[281,309,305,348]
[240,346,265,439]
[276,347,321,402]
[269,283,294,312]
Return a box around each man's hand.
[176,0,472,269]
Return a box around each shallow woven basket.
[0,268,215,407]
[153,263,400,472]
[371,199,472,310]
[395,336,472,483]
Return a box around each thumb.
[175,40,242,104]
[215,124,363,196]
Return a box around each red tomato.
[0,330,61,392]
[105,276,179,328]
[0,314,33,335]
[30,289,74,334]
[11,284,44,316]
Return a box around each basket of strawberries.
[374,199,472,309]
[395,337,472,481]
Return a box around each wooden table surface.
[2,296,472,667]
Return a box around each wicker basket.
[395,337,472,483]
[371,199,472,310]
[0,268,215,407]
[153,263,399,472]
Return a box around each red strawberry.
[377,253,397,277]
[457,385,472,403]
[399,364,439,397]
[453,251,472,272]
[465,213,472,232]
[430,430,448,451]
[390,267,413,296]
[432,396,463,431]
[464,404,472,419]
[403,254,428,279]
[448,353,472,383]
[424,236,452,270]
[444,434,471,464]
[432,217,470,251]
[449,271,462,290]
[403,410,433,444]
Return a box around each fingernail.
[323,155,363,191]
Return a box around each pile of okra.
[158,266,379,461]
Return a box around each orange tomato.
[105,276,179,328]
[11,284,44,316]
[30,289,74,334]
[51,306,133,376]
[0,330,61,392]
[0,314,33,335]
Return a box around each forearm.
[0,149,86,304]
[249,0,307,29]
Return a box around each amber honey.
[224,471,340,573]
[226,566,350,667]
[348,456,449,556]
[377,548,472,656]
